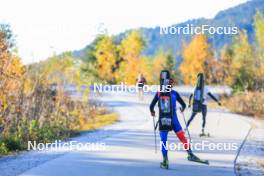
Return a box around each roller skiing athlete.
[136,73,147,101]
[150,70,209,170]
[186,73,222,137]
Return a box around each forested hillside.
[74,0,264,65]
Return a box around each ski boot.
[187,151,209,165]
[160,157,169,169]
[199,128,210,137]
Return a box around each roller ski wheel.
[199,129,210,137]
[160,159,169,169]
[187,153,209,165]
[199,133,210,137]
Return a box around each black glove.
[180,107,185,112]
[151,111,155,117]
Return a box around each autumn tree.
[216,46,234,85]
[0,24,25,133]
[116,31,145,84]
[253,11,264,91]
[210,11,264,91]
[148,50,178,84]
[0,25,113,154]
[80,37,102,83]
[164,53,178,80]
[180,34,212,85]
[254,11,264,50]
[94,35,118,83]
[229,31,255,91]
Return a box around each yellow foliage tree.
[0,26,25,129]
[180,34,211,85]
[253,11,264,90]
[116,31,145,84]
[95,35,117,83]
[136,57,153,84]
[254,11,264,50]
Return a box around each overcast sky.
[0,0,248,64]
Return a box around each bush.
[0,26,113,156]
[1,135,23,151]
[29,120,39,141]
[0,142,8,155]
[225,92,264,119]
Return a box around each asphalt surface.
[18,92,251,176]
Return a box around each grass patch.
[0,112,118,155]
[79,112,118,131]
[223,92,264,119]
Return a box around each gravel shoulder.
[235,119,264,176]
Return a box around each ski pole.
[180,109,192,143]
[217,108,221,127]
[217,106,224,129]
[152,116,157,153]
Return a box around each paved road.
[19,92,251,176]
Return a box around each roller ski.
[187,152,209,165]
[199,128,210,137]
[160,158,169,169]
[199,133,210,137]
